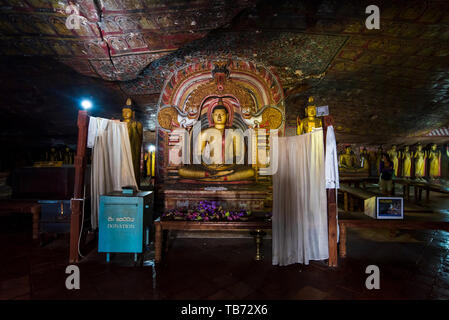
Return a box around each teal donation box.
[99,191,153,261]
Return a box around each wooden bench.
[154,218,272,263]
[0,200,41,240]
[394,179,449,202]
[339,184,378,212]
[338,216,449,258]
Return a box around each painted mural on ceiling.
[1,0,449,144]
[0,0,255,80]
[119,31,347,96]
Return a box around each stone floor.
[1,190,449,300]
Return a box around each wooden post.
[69,110,89,263]
[323,116,338,267]
[407,183,410,201]
[155,221,162,263]
[344,192,348,211]
[339,223,347,258]
[31,205,40,241]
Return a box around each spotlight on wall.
[81,99,92,110]
[149,145,155,152]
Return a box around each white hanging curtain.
[325,125,340,242]
[272,128,329,266]
[88,117,138,230]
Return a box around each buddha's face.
[405,146,409,152]
[345,147,351,154]
[417,145,422,151]
[432,144,437,150]
[306,106,316,118]
[212,108,227,126]
[392,145,396,151]
[122,108,132,120]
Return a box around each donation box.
[99,191,153,258]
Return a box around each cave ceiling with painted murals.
[1,0,449,146]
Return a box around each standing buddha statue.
[122,98,143,186]
[388,145,399,177]
[375,146,383,176]
[63,147,73,165]
[400,145,412,178]
[360,147,370,171]
[296,96,322,135]
[414,143,426,180]
[47,147,59,162]
[428,143,441,179]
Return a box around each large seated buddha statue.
[339,145,368,175]
[178,104,255,182]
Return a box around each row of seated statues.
[43,146,74,165]
[339,143,447,180]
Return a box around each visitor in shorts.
[379,153,394,195]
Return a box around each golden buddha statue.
[400,145,412,178]
[339,146,357,169]
[387,145,399,177]
[144,151,151,177]
[47,147,59,162]
[375,146,383,175]
[414,143,426,179]
[63,147,73,165]
[428,143,441,178]
[296,96,322,135]
[359,148,370,171]
[178,105,255,182]
[122,98,143,186]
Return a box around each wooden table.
[338,218,449,258]
[339,184,377,212]
[393,179,449,202]
[0,201,41,240]
[154,218,272,263]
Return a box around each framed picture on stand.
[376,197,403,219]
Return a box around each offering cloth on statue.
[272,129,329,266]
[87,117,137,230]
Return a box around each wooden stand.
[154,218,271,264]
[69,110,89,263]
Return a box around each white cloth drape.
[325,125,339,189]
[272,129,329,266]
[324,125,339,242]
[88,117,138,230]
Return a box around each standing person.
[379,153,394,195]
